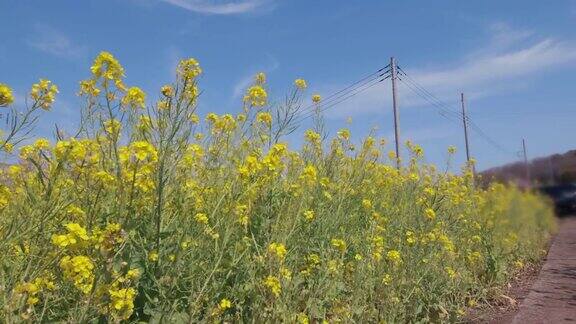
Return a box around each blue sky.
[1,0,576,171]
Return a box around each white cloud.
[325,24,576,118]
[160,0,270,14]
[25,24,86,59]
[410,39,576,94]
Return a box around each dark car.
[538,184,576,215]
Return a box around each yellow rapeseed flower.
[219,298,232,311]
[244,85,267,107]
[33,138,50,150]
[263,275,281,297]
[108,287,136,320]
[161,85,174,97]
[194,212,209,225]
[126,268,140,280]
[445,266,457,279]
[0,185,10,209]
[294,78,307,90]
[331,238,347,253]
[78,79,100,97]
[303,210,315,221]
[91,51,125,82]
[312,94,321,103]
[103,119,121,137]
[304,129,321,145]
[424,208,436,220]
[297,313,309,324]
[300,164,317,185]
[148,250,159,262]
[256,111,273,127]
[59,255,94,294]
[382,274,392,286]
[268,242,287,261]
[30,79,58,110]
[121,87,146,109]
[362,199,373,210]
[386,250,401,265]
[177,58,202,80]
[0,83,15,106]
[337,128,350,141]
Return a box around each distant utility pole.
[460,93,471,164]
[390,57,401,170]
[522,139,531,186]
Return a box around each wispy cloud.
[409,40,576,95]
[231,53,279,99]
[25,24,86,59]
[160,0,272,14]
[327,24,576,118]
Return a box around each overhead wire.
[292,76,389,125]
[291,66,391,124]
[396,65,516,156]
[283,61,517,157]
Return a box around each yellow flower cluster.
[79,79,101,97]
[244,85,267,107]
[30,79,59,110]
[312,93,321,103]
[207,113,237,134]
[120,140,158,163]
[331,238,347,253]
[256,111,272,127]
[14,277,56,306]
[108,287,136,320]
[161,84,174,97]
[386,250,401,265]
[90,51,125,82]
[0,83,14,106]
[177,58,202,80]
[59,255,95,294]
[52,223,91,248]
[0,185,10,209]
[294,78,307,89]
[263,275,282,297]
[121,86,146,109]
[268,242,288,262]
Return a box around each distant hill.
[481,149,576,186]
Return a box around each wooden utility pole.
[522,139,531,186]
[390,57,401,169]
[460,93,471,164]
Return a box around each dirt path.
[511,217,576,323]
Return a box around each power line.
[396,68,464,121]
[293,76,388,124]
[313,65,390,105]
[292,67,391,124]
[297,67,389,115]
[399,75,514,155]
[396,66,516,156]
[397,77,462,124]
